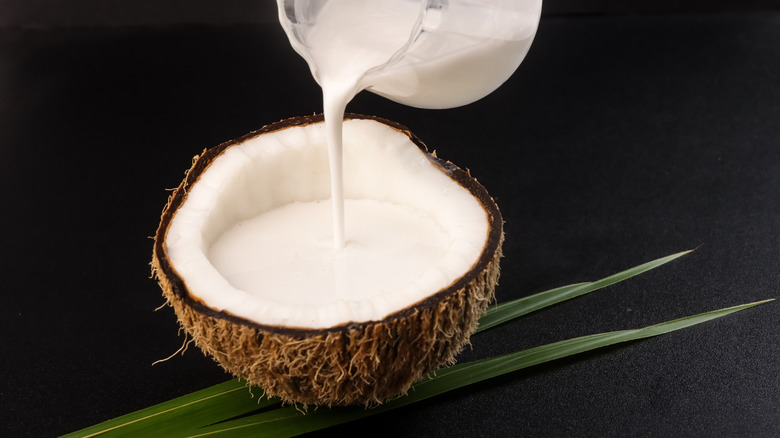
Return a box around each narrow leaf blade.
[63,379,281,438]
[477,250,693,332]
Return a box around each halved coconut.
[152,114,503,405]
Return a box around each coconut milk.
[299,0,539,247]
[168,1,543,327]
[208,199,451,306]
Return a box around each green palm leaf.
[476,249,692,332]
[62,251,772,438]
[62,380,281,437]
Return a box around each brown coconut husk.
[151,114,504,406]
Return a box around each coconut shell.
[151,114,504,406]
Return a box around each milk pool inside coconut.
[165,118,489,329]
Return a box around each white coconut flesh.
[164,118,489,330]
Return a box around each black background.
[1,3,779,437]
[1,0,779,27]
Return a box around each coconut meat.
[164,118,489,329]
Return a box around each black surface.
[1,11,779,438]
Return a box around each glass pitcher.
[277,0,542,109]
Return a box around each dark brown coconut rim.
[152,113,503,338]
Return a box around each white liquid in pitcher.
[298,0,538,248]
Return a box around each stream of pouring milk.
[310,0,421,249]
